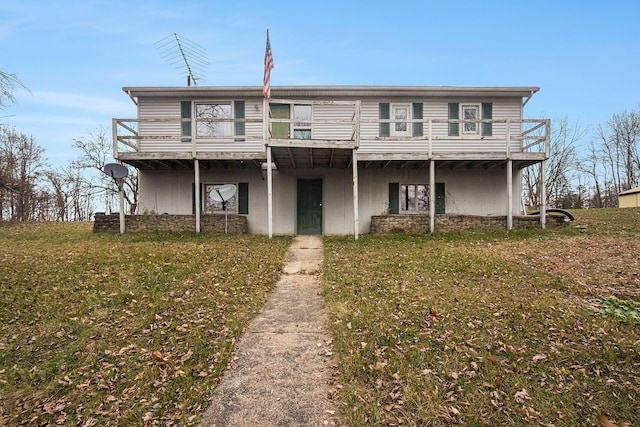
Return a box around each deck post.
[194,159,200,233]
[507,159,513,230]
[352,148,359,240]
[540,160,547,229]
[267,145,273,238]
[429,159,435,233]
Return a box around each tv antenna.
[209,184,237,234]
[155,33,209,86]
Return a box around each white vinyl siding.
[135,96,524,156]
[137,98,265,153]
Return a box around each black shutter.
[234,100,245,141]
[412,103,423,137]
[449,102,460,136]
[238,182,249,214]
[448,103,459,137]
[482,102,493,136]
[388,182,399,214]
[379,103,390,137]
[181,101,192,142]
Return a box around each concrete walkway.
[199,236,341,427]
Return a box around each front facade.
[113,86,550,237]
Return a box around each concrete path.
[199,236,341,427]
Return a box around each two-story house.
[111,85,550,237]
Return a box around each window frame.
[293,104,312,140]
[203,183,238,214]
[391,103,411,137]
[400,183,430,213]
[195,101,233,138]
[461,104,480,135]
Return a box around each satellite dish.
[103,163,128,179]
[209,184,237,202]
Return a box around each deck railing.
[113,109,550,159]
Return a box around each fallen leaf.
[598,414,619,427]
[514,388,530,403]
[532,354,547,362]
[152,351,166,362]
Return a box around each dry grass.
[0,223,290,426]
[323,208,640,426]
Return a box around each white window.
[196,102,232,137]
[204,183,237,213]
[401,184,429,212]
[461,104,479,135]
[392,104,410,136]
[293,104,312,139]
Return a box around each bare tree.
[522,116,586,210]
[0,126,48,220]
[1,70,29,114]
[71,127,138,214]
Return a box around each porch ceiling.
[120,158,264,171]
[270,147,353,169]
[119,151,542,171]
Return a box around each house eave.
[122,85,540,101]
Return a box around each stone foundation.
[370,214,566,234]
[93,213,248,233]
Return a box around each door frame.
[296,177,323,235]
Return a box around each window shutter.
[181,101,192,141]
[379,103,390,137]
[482,102,493,136]
[238,182,249,214]
[234,100,245,140]
[388,182,399,214]
[412,103,423,137]
[191,183,203,214]
[448,103,459,136]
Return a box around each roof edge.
[122,85,540,99]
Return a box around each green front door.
[297,179,323,235]
[270,103,290,139]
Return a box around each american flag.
[263,29,274,99]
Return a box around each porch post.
[119,183,125,234]
[429,159,435,233]
[352,148,359,240]
[194,159,201,233]
[540,160,547,229]
[267,145,273,238]
[507,159,513,230]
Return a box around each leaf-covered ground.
[0,223,290,426]
[323,208,640,426]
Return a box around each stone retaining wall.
[370,214,566,234]
[93,213,248,233]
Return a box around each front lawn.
[0,223,291,425]
[323,209,640,426]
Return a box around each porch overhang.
[117,150,545,171]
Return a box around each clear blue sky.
[2,0,639,165]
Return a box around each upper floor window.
[196,102,232,137]
[461,104,479,135]
[293,104,312,139]
[392,104,410,136]
[448,102,493,137]
[379,103,423,137]
[181,100,245,141]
